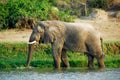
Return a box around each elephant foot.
[61,58,70,68]
[53,59,61,69]
[54,63,61,69]
[88,63,94,69]
[87,54,94,68]
[26,64,30,68]
[98,58,105,68]
[26,66,32,69]
[98,63,105,68]
[61,63,70,68]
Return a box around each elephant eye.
[37,26,44,33]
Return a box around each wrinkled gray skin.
[26,20,105,69]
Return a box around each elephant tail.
[100,37,103,51]
[100,37,105,58]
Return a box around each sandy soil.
[0,29,32,42]
[0,19,120,42]
[75,19,120,41]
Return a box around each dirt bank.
[0,19,120,42]
[75,19,120,41]
[0,29,32,42]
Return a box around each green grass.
[0,41,120,69]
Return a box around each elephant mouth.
[28,41,37,44]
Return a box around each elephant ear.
[44,27,57,44]
[37,21,51,30]
[39,21,65,44]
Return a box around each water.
[0,68,120,80]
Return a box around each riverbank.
[0,41,120,69]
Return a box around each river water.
[0,68,120,80]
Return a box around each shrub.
[89,0,119,9]
[0,0,75,30]
[0,2,9,30]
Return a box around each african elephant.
[26,20,105,69]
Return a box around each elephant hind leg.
[97,55,105,68]
[87,54,94,68]
[86,43,105,68]
[93,50,105,68]
[85,44,94,68]
[61,49,70,68]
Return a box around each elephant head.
[26,21,59,67]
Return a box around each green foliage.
[0,0,52,29]
[31,60,53,68]
[0,41,120,69]
[0,2,9,30]
[0,0,75,30]
[105,54,120,68]
[92,0,111,9]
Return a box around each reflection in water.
[0,68,120,80]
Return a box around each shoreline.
[0,41,120,69]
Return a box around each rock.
[88,9,108,21]
[115,11,120,18]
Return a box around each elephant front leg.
[61,49,70,68]
[53,57,61,69]
[52,48,62,69]
[52,39,64,69]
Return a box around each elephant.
[26,20,105,69]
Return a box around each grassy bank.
[0,41,120,69]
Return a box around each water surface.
[0,68,120,80]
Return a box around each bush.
[89,0,118,9]
[0,0,75,30]
[0,2,9,30]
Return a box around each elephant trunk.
[26,43,34,68]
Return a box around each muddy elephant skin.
[26,20,105,69]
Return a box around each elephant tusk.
[28,41,36,44]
